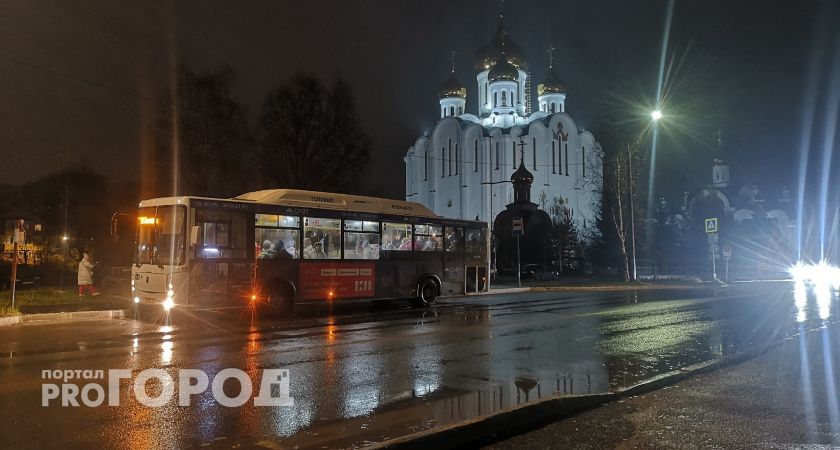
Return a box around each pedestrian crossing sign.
[705,217,718,234]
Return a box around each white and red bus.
[131,189,489,311]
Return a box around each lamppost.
[627,109,662,281]
[60,234,69,287]
[480,134,515,288]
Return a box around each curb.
[376,337,791,449]
[483,284,712,295]
[0,316,21,327]
[373,393,615,450]
[0,309,128,327]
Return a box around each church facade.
[404,16,602,236]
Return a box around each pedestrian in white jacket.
[78,252,99,296]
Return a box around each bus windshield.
[136,205,187,266]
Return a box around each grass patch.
[0,305,21,317]
[0,288,91,307]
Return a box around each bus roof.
[235,189,439,219]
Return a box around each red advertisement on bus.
[297,262,376,300]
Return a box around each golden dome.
[537,68,566,96]
[439,72,467,99]
[488,52,519,83]
[474,18,528,72]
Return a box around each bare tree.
[153,65,253,198]
[257,74,371,193]
[605,155,632,281]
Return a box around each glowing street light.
[651,109,663,121]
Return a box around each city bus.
[131,189,489,312]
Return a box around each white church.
[404,15,602,235]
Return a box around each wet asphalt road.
[0,281,834,449]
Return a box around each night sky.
[1,0,835,202]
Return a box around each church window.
[495,142,499,170]
[474,140,479,172]
[550,103,556,114]
[450,106,455,116]
[455,144,459,175]
[582,146,586,177]
[485,82,488,106]
[532,137,537,170]
[424,150,428,181]
[441,147,445,177]
[493,92,497,107]
[552,141,556,174]
[501,91,507,107]
[448,139,452,176]
[564,143,569,175]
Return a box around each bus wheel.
[266,281,294,315]
[411,278,438,308]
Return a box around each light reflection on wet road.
[0,282,837,449]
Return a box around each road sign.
[705,217,718,234]
[722,244,733,260]
[13,229,25,244]
[512,217,524,236]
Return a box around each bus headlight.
[163,289,175,311]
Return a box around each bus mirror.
[190,226,199,246]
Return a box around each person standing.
[78,251,100,296]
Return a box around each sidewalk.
[488,276,712,293]
[487,324,840,449]
[1,287,130,326]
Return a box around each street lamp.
[651,109,663,121]
[627,109,664,281]
[59,235,69,287]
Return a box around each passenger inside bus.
[259,240,274,258]
[310,242,327,259]
[273,240,293,259]
[302,238,312,258]
[399,237,412,250]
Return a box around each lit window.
[382,222,412,251]
[343,220,380,260]
[414,224,442,251]
[255,213,300,259]
[302,217,341,259]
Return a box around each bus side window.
[445,227,464,252]
[465,228,482,254]
[303,217,341,259]
[196,209,246,259]
[382,222,412,251]
[255,214,301,259]
[414,224,442,251]
[343,220,380,260]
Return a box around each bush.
[0,305,21,317]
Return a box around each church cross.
[449,50,457,74]
[547,45,555,70]
[517,139,527,165]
